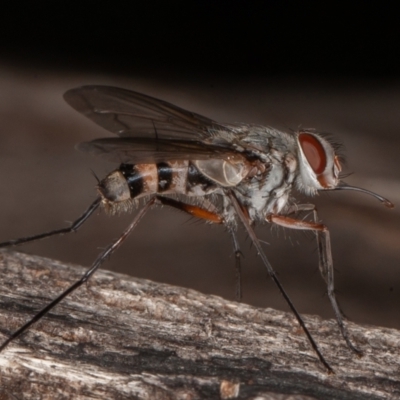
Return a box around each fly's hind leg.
[0,197,155,352]
[155,196,243,301]
[268,207,362,355]
[0,197,101,248]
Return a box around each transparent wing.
[64,85,229,141]
[77,137,238,164]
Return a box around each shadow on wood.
[0,251,399,399]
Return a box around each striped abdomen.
[98,161,216,211]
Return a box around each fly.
[0,86,394,373]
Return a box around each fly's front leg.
[285,204,337,291]
[267,209,362,355]
[285,204,336,301]
[155,196,243,301]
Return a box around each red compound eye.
[298,133,327,175]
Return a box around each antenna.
[325,181,394,209]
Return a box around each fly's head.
[295,130,394,208]
[296,131,342,195]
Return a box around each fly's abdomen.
[98,161,216,212]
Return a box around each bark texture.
[0,250,400,400]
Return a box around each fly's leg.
[155,196,224,224]
[227,191,333,373]
[0,198,155,352]
[230,229,243,302]
[154,196,243,302]
[267,209,362,355]
[0,197,101,248]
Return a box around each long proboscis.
[326,182,394,209]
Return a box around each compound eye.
[299,133,327,175]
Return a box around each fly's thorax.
[233,150,298,220]
[295,131,341,195]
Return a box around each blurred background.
[0,3,399,330]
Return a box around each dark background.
[2,3,400,78]
[1,3,400,331]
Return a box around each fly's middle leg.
[154,196,223,223]
[229,229,243,302]
[154,196,244,302]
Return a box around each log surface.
[0,250,400,400]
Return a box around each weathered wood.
[0,250,399,400]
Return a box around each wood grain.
[1,251,400,399]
